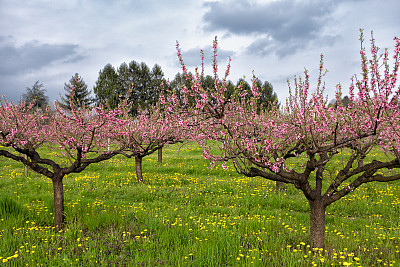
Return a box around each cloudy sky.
[1,0,399,104]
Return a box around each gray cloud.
[0,0,397,105]
[0,36,84,75]
[203,0,339,57]
[176,45,235,68]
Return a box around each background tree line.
[92,60,280,114]
[21,60,280,114]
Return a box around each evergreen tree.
[222,80,236,100]
[341,95,350,107]
[236,78,279,112]
[149,64,166,105]
[236,78,252,102]
[116,62,130,100]
[125,61,165,115]
[93,61,167,114]
[236,78,251,92]
[258,81,280,111]
[169,72,235,108]
[137,62,152,110]
[93,64,120,109]
[329,95,352,109]
[169,72,195,107]
[22,81,49,111]
[59,73,91,110]
[203,75,215,90]
[125,60,141,114]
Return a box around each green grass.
[0,145,399,266]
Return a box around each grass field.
[0,144,399,266]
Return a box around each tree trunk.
[158,148,162,163]
[52,176,65,230]
[309,199,326,249]
[135,156,144,183]
[23,154,28,177]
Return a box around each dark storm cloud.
[202,0,339,57]
[0,36,84,75]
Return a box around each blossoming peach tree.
[176,32,400,249]
[112,88,189,182]
[0,99,126,229]
[0,82,189,228]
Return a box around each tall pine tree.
[257,80,280,111]
[59,73,92,110]
[125,61,166,115]
[149,64,165,106]
[169,72,194,107]
[93,64,120,109]
[236,78,279,112]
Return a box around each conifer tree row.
[93,61,279,114]
[93,61,166,114]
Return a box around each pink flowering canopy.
[0,100,49,150]
[176,31,400,249]
[111,86,189,156]
[0,97,128,228]
[177,32,400,183]
[50,102,126,159]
